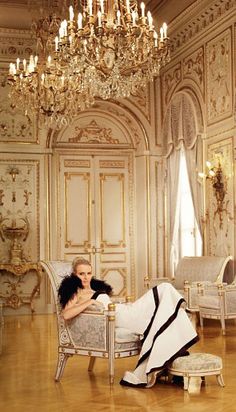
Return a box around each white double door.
[58,152,134,297]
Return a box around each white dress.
[96,283,198,387]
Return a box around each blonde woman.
[58,257,199,388]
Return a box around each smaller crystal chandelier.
[8,1,171,126]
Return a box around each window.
[178,150,202,260]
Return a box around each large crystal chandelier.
[8,0,170,126]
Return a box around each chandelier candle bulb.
[98,11,102,27]
[23,59,26,72]
[163,22,167,38]
[126,0,130,14]
[140,2,145,17]
[78,13,83,29]
[34,55,38,67]
[132,11,136,26]
[88,0,93,16]
[117,10,121,26]
[100,0,104,14]
[55,36,59,51]
[16,58,20,71]
[154,31,158,47]
[160,27,164,42]
[147,11,153,30]
[47,55,51,68]
[69,5,74,21]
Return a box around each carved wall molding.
[51,102,145,151]
[128,85,151,122]
[206,138,234,256]
[0,78,37,143]
[206,28,232,125]
[0,159,40,264]
[161,63,182,109]
[170,0,236,56]
[68,120,119,145]
[0,28,35,63]
[183,47,204,98]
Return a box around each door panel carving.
[58,153,134,297]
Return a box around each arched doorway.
[48,101,148,298]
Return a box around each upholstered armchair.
[198,281,236,335]
[144,256,233,312]
[40,260,141,384]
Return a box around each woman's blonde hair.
[72,257,91,273]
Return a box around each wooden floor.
[0,315,236,412]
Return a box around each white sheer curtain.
[164,93,203,276]
[167,148,181,277]
[184,138,204,245]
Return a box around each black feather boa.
[58,274,113,308]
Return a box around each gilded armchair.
[145,256,233,312]
[40,260,141,384]
[198,281,236,335]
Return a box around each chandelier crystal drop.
[8,0,171,127]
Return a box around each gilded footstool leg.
[183,376,189,390]
[217,374,225,387]
[188,377,201,394]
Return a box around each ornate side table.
[0,262,43,313]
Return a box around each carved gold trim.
[101,267,127,296]
[64,159,91,168]
[0,262,43,312]
[0,158,40,260]
[99,160,125,168]
[64,172,91,248]
[100,173,126,248]
[100,253,126,263]
[146,155,151,277]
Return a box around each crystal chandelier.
[8,0,171,127]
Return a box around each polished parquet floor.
[0,314,236,412]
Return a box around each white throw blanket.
[96,283,199,387]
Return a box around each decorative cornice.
[169,0,236,56]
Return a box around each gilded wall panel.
[206,28,232,125]
[101,267,127,297]
[0,76,37,143]
[161,63,182,111]
[128,85,151,122]
[206,138,234,257]
[64,172,91,249]
[183,47,204,97]
[99,173,125,247]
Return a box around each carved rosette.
[206,28,232,124]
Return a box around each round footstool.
[168,353,225,393]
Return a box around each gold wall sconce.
[199,161,229,229]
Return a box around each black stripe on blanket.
[119,335,199,388]
[140,287,159,344]
[148,334,199,375]
[136,296,189,368]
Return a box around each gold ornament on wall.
[199,160,231,230]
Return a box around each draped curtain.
[164,93,203,276]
